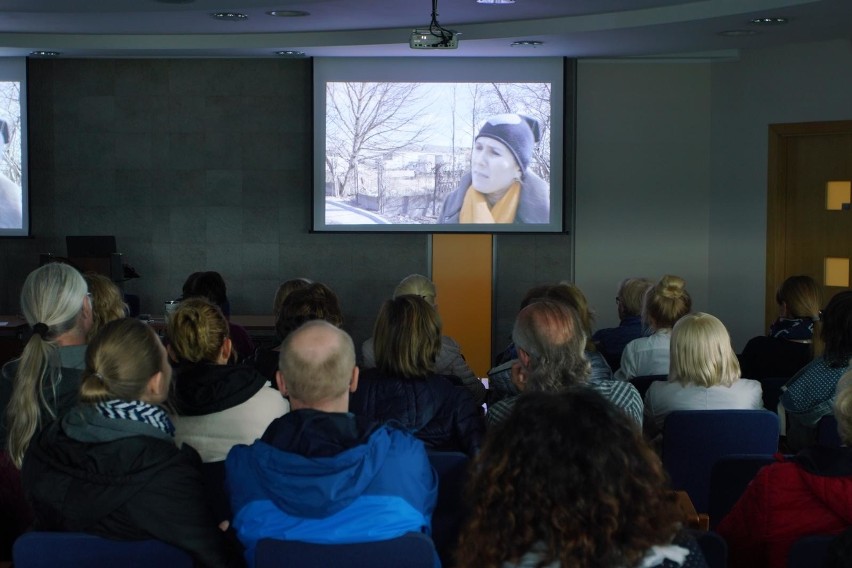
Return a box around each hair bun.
[657,275,686,299]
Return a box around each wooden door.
[767,121,852,329]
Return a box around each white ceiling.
[2,0,851,59]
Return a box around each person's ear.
[517,347,531,368]
[145,371,166,403]
[349,366,359,393]
[275,370,288,397]
[166,344,178,364]
[218,337,233,364]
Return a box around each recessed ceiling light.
[30,51,61,57]
[718,29,760,37]
[267,10,310,17]
[275,50,306,57]
[477,0,516,4]
[511,40,543,47]
[211,12,248,21]
[749,17,788,25]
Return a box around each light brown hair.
[84,273,127,342]
[372,295,441,379]
[167,297,229,364]
[643,274,691,330]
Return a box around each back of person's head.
[618,277,654,318]
[511,300,590,392]
[84,273,127,342]
[7,262,90,467]
[279,320,356,405]
[820,291,852,366]
[393,274,437,306]
[457,388,681,568]
[776,275,821,320]
[643,274,691,330]
[544,282,595,337]
[80,318,168,403]
[834,371,852,445]
[275,282,344,341]
[167,297,229,364]
[669,312,740,387]
[182,271,228,308]
[272,278,312,318]
[519,284,552,310]
[372,294,441,379]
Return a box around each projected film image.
[323,81,552,227]
[0,81,21,230]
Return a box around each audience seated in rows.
[21,318,236,567]
[592,277,653,372]
[226,321,437,567]
[615,275,691,381]
[180,271,254,361]
[782,290,852,451]
[487,299,643,428]
[645,313,763,433]
[167,298,288,463]
[350,295,484,456]
[251,281,344,382]
[83,273,127,342]
[718,371,852,568]
[457,388,708,568]
[739,274,819,379]
[361,274,485,405]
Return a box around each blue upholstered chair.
[662,409,780,513]
[13,532,193,568]
[254,532,439,568]
[708,453,776,529]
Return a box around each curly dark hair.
[456,388,682,568]
[821,290,852,366]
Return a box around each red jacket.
[716,447,852,568]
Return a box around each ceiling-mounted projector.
[409,0,458,49]
[410,28,459,49]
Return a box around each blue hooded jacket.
[226,409,437,566]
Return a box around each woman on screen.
[438,113,549,224]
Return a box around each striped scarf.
[95,399,176,437]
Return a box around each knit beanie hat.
[475,114,541,172]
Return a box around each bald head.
[511,299,590,391]
[278,320,357,409]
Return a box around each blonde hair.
[84,273,127,342]
[776,275,821,320]
[669,312,740,388]
[279,320,355,404]
[167,298,229,364]
[80,318,167,403]
[7,263,88,468]
[643,275,692,330]
[393,274,437,306]
[834,371,852,445]
[272,278,312,318]
[373,295,442,379]
[618,278,654,318]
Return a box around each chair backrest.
[788,534,835,568]
[13,532,193,568]
[708,453,776,529]
[427,451,470,568]
[662,410,779,513]
[817,414,843,447]
[631,374,667,399]
[255,532,439,568]
[200,460,231,524]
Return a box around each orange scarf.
[459,182,520,223]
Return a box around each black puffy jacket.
[349,368,484,456]
[21,405,238,568]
